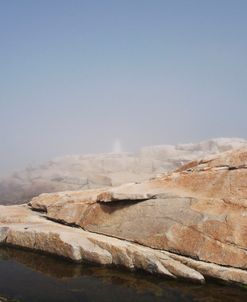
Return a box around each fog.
[0,1,247,176]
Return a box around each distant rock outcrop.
[0,146,247,285]
[1,138,246,205]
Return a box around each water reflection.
[0,247,246,302]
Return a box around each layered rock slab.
[29,148,247,271]
[1,147,247,285]
[1,205,247,285]
[0,205,204,282]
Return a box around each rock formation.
[1,138,246,205]
[0,146,247,285]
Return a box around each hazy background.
[0,0,247,176]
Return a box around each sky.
[0,0,247,176]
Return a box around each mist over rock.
[0,138,246,205]
[1,145,247,285]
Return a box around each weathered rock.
[1,138,247,205]
[0,205,204,283]
[164,251,247,285]
[29,147,247,272]
[1,147,247,285]
[0,227,8,243]
[1,204,247,285]
[96,183,157,203]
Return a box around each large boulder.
[1,146,247,285]
[1,205,247,285]
[0,205,205,282]
[29,147,247,271]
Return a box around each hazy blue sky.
[0,0,247,175]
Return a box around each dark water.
[0,247,246,302]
